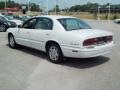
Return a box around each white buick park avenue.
[7,15,114,63]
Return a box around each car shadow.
[6,44,47,59]
[61,56,109,69]
[6,44,109,69]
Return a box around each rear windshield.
[58,18,92,31]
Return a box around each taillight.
[83,38,97,46]
[83,36,113,46]
[106,36,113,42]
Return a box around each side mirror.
[18,25,22,28]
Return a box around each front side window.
[58,18,92,31]
[22,18,37,29]
[34,18,53,30]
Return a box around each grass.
[14,11,120,20]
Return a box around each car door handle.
[27,32,30,34]
[46,33,49,36]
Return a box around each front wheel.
[8,34,17,48]
[47,44,64,64]
[0,25,7,32]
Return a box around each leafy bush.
[113,15,118,20]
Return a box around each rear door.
[29,17,53,51]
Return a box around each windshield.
[4,15,14,20]
[58,18,92,31]
[20,16,29,22]
[0,16,7,22]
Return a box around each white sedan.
[7,15,114,63]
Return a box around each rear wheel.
[47,44,64,64]
[0,25,7,32]
[8,34,17,48]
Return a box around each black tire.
[47,43,64,64]
[8,34,17,48]
[0,24,7,32]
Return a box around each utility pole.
[55,0,57,15]
[39,0,43,14]
[108,0,111,23]
[28,0,30,15]
[46,0,48,15]
[97,3,100,21]
[5,0,7,12]
[61,0,63,14]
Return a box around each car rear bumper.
[61,42,115,58]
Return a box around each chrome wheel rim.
[9,36,15,47]
[0,25,6,32]
[49,46,59,61]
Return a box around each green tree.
[0,1,5,9]
[113,15,118,20]
[30,3,41,11]
[53,5,60,12]
[69,3,98,12]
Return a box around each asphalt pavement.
[0,20,120,90]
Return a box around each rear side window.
[34,18,53,30]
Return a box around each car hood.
[67,29,113,39]
[10,20,23,25]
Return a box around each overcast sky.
[1,0,120,9]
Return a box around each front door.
[17,18,37,47]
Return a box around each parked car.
[114,19,120,24]
[17,16,30,22]
[7,15,114,63]
[14,16,30,22]
[2,11,13,15]
[1,15,23,26]
[0,16,17,32]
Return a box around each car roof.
[35,15,76,20]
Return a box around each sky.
[1,0,120,9]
